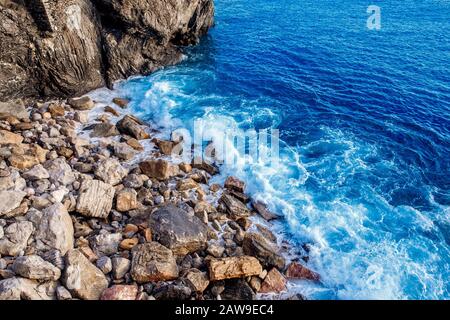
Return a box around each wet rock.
[68,97,95,111]
[104,106,119,116]
[113,142,136,160]
[45,158,76,186]
[96,256,112,274]
[120,238,139,250]
[259,268,287,293]
[139,159,179,180]
[155,139,177,155]
[243,233,286,270]
[12,255,61,281]
[95,158,128,186]
[112,98,130,109]
[220,193,251,219]
[220,279,255,300]
[184,269,210,293]
[116,188,138,212]
[76,179,115,218]
[90,233,122,257]
[131,242,178,283]
[285,262,320,281]
[149,204,208,255]
[63,249,109,300]
[35,203,74,255]
[153,283,192,300]
[252,201,279,221]
[0,277,56,300]
[224,176,245,193]
[90,122,119,138]
[123,174,144,189]
[48,104,65,118]
[176,178,200,191]
[1,130,23,147]
[101,285,138,300]
[0,221,34,256]
[117,115,150,140]
[112,257,131,280]
[0,190,26,216]
[208,256,263,281]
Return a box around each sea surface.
[103,0,450,299]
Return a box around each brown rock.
[139,159,179,180]
[220,193,250,219]
[259,268,287,293]
[120,238,139,250]
[243,233,286,270]
[208,256,263,281]
[224,176,245,193]
[179,163,192,173]
[252,201,279,221]
[117,115,149,140]
[116,188,138,212]
[0,130,23,145]
[126,138,144,151]
[104,106,119,116]
[100,285,137,300]
[48,104,65,117]
[285,262,320,281]
[184,269,209,293]
[130,242,179,283]
[156,139,177,155]
[176,178,200,191]
[90,122,119,138]
[68,97,95,110]
[112,97,130,109]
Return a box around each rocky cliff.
[0,0,214,100]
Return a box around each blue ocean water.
[112,0,450,299]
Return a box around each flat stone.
[139,159,179,180]
[68,97,95,110]
[101,285,137,300]
[48,104,65,117]
[149,204,208,255]
[63,249,109,300]
[76,179,115,218]
[259,268,287,293]
[12,255,61,281]
[56,286,72,300]
[35,203,74,255]
[243,232,286,270]
[0,190,26,216]
[131,242,178,283]
[126,138,144,151]
[95,158,128,186]
[208,256,263,281]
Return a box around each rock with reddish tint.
[220,193,250,219]
[156,139,177,155]
[252,201,279,221]
[139,159,179,180]
[192,158,218,175]
[259,268,287,293]
[242,232,286,270]
[208,256,262,281]
[0,129,23,145]
[149,204,208,255]
[112,98,130,109]
[101,285,137,300]
[117,115,149,140]
[224,176,245,193]
[116,188,138,212]
[131,242,179,283]
[285,262,320,281]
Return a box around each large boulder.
[149,204,208,255]
[63,249,109,300]
[130,242,178,283]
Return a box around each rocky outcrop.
[0,0,214,100]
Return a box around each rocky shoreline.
[0,95,320,300]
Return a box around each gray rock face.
[149,204,208,255]
[35,203,74,255]
[0,0,214,100]
[63,249,109,300]
[12,255,61,281]
[90,233,122,257]
[0,190,26,216]
[0,221,34,256]
[0,277,57,300]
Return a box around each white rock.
[90,233,122,257]
[45,158,76,186]
[94,158,128,186]
[0,190,26,216]
[0,277,57,300]
[22,164,50,180]
[12,255,61,281]
[76,179,115,218]
[0,221,34,256]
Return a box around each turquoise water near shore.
[110,0,449,299]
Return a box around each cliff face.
[0,0,214,100]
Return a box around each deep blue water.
[109,0,450,299]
